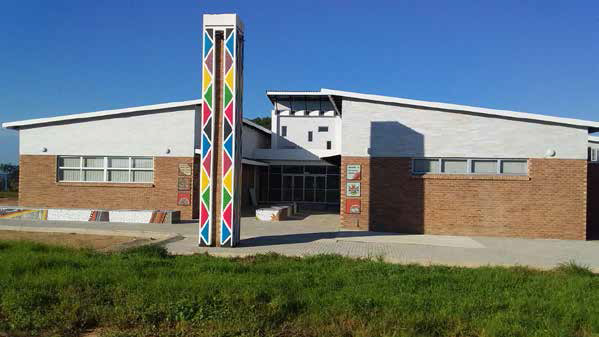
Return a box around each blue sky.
[1,0,598,164]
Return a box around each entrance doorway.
[269,165,340,206]
[282,174,328,203]
[282,175,305,201]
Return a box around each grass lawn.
[0,242,598,337]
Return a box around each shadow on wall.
[368,121,424,233]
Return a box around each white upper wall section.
[323,88,599,131]
[19,107,199,157]
[342,98,589,159]
[4,98,270,159]
[242,124,270,159]
[274,114,340,152]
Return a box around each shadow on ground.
[239,230,396,247]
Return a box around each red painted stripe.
[223,203,232,229]
[202,150,212,176]
[203,103,212,126]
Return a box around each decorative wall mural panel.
[220,27,236,245]
[199,24,215,246]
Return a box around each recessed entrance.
[265,165,340,211]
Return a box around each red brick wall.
[19,155,196,219]
[588,164,599,240]
[341,156,588,240]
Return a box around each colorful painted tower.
[199,14,244,247]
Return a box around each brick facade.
[588,164,599,240]
[19,155,197,220]
[341,156,589,240]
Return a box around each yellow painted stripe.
[201,169,209,191]
[225,68,234,90]
[223,170,232,192]
[203,66,212,91]
[0,210,36,219]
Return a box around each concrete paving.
[1,213,598,271]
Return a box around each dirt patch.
[0,230,142,250]
[80,329,103,337]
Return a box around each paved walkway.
[2,213,598,271]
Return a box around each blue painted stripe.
[201,223,210,244]
[202,134,211,157]
[221,221,231,245]
[226,34,234,55]
[223,134,233,157]
[204,33,213,57]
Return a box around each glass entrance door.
[303,175,326,202]
[282,175,306,201]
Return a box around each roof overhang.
[242,118,272,134]
[266,90,341,115]
[2,99,203,130]
[589,136,599,143]
[320,154,341,166]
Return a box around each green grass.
[0,191,17,199]
[0,242,598,337]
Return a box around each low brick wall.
[18,155,196,220]
[341,156,588,240]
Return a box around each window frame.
[57,156,154,183]
[412,158,528,176]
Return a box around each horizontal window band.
[56,182,155,188]
[411,174,530,181]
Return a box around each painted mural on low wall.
[0,208,176,224]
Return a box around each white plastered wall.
[342,98,588,159]
[242,125,269,159]
[19,107,198,157]
[273,114,341,152]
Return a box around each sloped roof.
[320,88,599,132]
[2,99,203,129]
[266,88,599,132]
[2,99,271,134]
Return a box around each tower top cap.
[203,14,244,31]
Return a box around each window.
[318,126,328,132]
[413,159,440,174]
[413,158,527,175]
[281,126,287,137]
[472,160,498,174]
[326,141,332,150]
[308,131,313,142]
[591,148,598,162]
[501,160,528,174]
[58,156,154,183]
[442,159,467,174]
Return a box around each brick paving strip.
[1,214,598,272]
